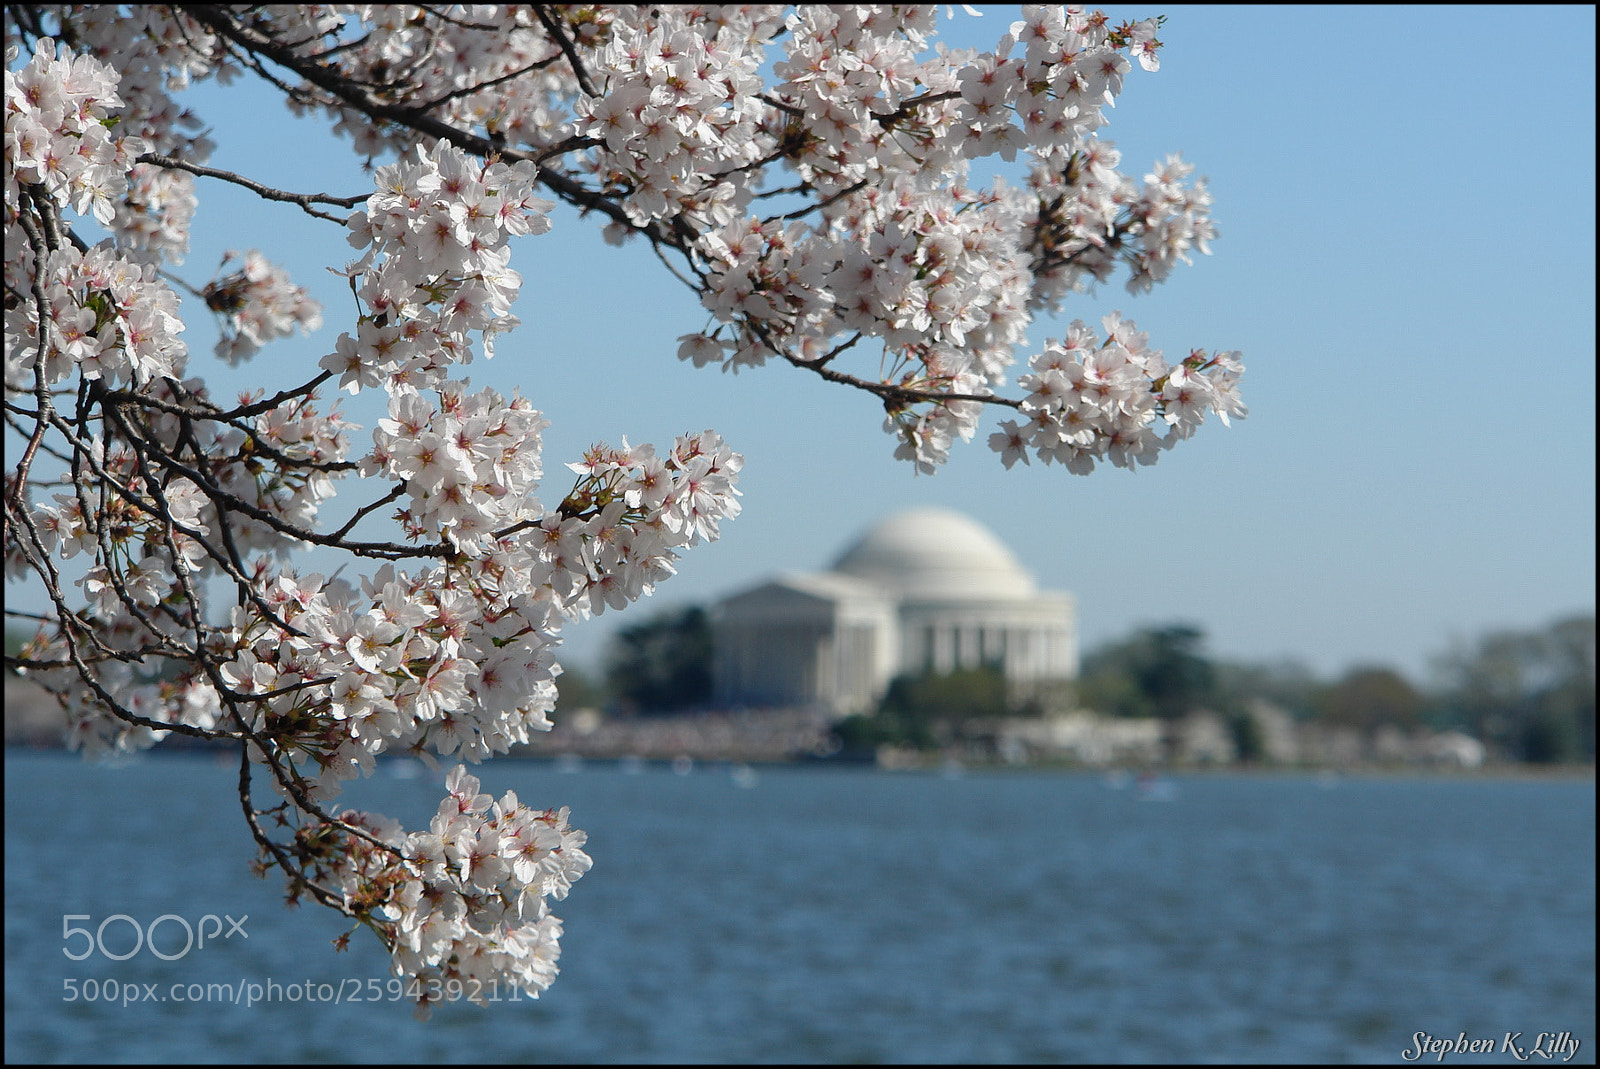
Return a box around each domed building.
[712,507,1076,715]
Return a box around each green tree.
[1227,709,1267,763]
[881,663,1011,724]
[1081,627,1216,716]
[1213,657,1319,720]
[832,663,1013,752]
[1078,624,1217,720]
[1136,625,1217,720]
[1434,615,1596,762]
[1540,615,1597,760]
[1074,656,1152,718]
[1314,666,1425,734]
[603,606,713,715]
[832,703,937,753]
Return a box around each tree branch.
[530,5,599,100]
[136,151,367,221]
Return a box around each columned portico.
[713,508,1077,715]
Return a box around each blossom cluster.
[26,376,350,564]
[23,5,221,259]
[207,420,742,793]
[4,239,188,388]
[368,383,552,552]
[111,156,197,265]
[552,430,745,614]
[16,371,355,758]
[203,249,324,365]
[85,4,1240,474]
[329,141,552,393]
[7,28,746,1006]
[301,766,592,1017]
[988,313,1245,472]
[1022,150,1217,308]
[5,37,147,224]
[661,6,1232,470]
[575,8,777,227]
[769,5,963,191]
[5,4,1240,1013]
[955,6,1149,166]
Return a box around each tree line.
[561,610,1595,765]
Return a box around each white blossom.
[4,6,1239,1013]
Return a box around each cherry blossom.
[5,5,1242,1013]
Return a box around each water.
[4,752,1594,1063]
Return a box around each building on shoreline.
[711,507,1077,716]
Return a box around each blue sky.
[13,5,1596,683]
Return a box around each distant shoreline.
[5,746,1593,782]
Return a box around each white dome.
[831,507,1037,601]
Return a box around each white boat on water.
[730,763,758,789]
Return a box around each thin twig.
[136,151,367,221]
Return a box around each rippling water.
[4,752,1594,1063]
